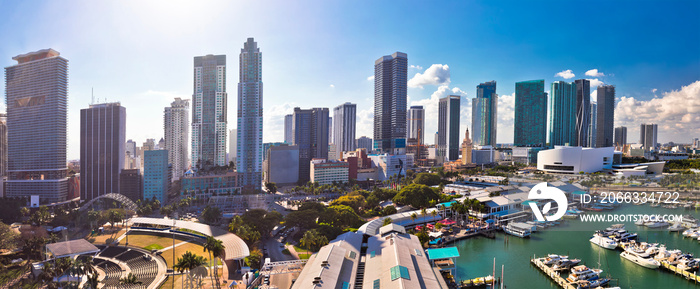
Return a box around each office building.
[143,150,170,204]
[407,106,425,145]
[292,107,329,183]
[180,171,239,197]
[438,95,461,161]
[596,85,616,148]
[80,102,126,201]
[356,136,373,152]
[589,102,597,147]
[263,144,299,186]
[228,129,236,164]
[373,52,408,154]
[164,98,190,180]
[237,38,263,191]
[640,124,658,151]
[472,81,498,146]
[262,142,285,161]
[461,129,473,165]
[119,169,143,202]
[328,117,333,145]
[614,126,627,148]
[284,114,293,144]
[310,159,349,185]
[574,79,591,147]
[0,114,6,177]
[514,80,547,147]
[5,49,69,203]
[126,139,136,158]
[333,102,356,157]
[191,54,227,169]
[549,81,576,146]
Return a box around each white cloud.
[263,102,297,143]
[591,89,598,102]
[407,64,451,88]
[451,87,468,96]
[410,85,467,144]
[410,64,423,70]
[555,69,575,79]
[497,92,515,143]
[652,88,658,93]
[329,84,335,88]
[616,80,700,143]
[367,75,374,81]
[356,107,374,140]
[585,69,605,77]
[587,78,605,88]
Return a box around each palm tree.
[204,236,225,289]
[430,209,438,221]
[421,208,428,223]
[410,213,417,224]
[174,251,207,288]
[119,273,143,286]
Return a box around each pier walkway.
[660,261,700,284]
[530,257,576,289]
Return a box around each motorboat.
[682,228,697,237]
[590,233,618,250]
[644,216,669,228]
[552,258,582,270]
[543,254,568,265]
[681,215,698,228]
[668,222,685,232]
[504,223,531,238]
[575,277,610,289]
[566,265,603,283]
[621,250,661,269]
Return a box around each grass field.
[161,242,221,269]
[125,232,192,250]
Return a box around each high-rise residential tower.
[407,106,425,145]
[228,129,236,164]
[237,38,263,191]
[5,49,69,203]
[80,102,126,201]
[373,52,408,154]
[292,107,329,183]
[333,103,356,157]
[143,150,170,203]
[614,126,627,148]
[164,98,190,180]
[0,113,6,177]
[589,102,597,147]
[514,80,547,147]
[596,85,615,148]
[472,81,498,146]
[438,95,461,161]
[549,81,576,146]
[191,54,227,168]
[284,114,293,144]
[574,79,591,147]
[640,124,658,151]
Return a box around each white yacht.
[566,265,603,283]
[590,233,618,250]
[621,249,661,269]
[682,228,697,237]
[644,216,670,228]
[543,254,568,265]
[504,223,531,238]
[668,222,685,232]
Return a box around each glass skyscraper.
[472,81,498,146]
[373,52,408,154]
[333,103,356,157]
[549,81,576,146]
[574,79,591,147]
[596,85,616,148]
[191,54,227,168]
[514,80,547,147]
[438,96,461,161]
[5,49,69,204]
[237,38,263,191]
[292,107,329,184]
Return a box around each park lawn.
[126,233,190,250]
[298,253,311,260]
[87,228,127,245]
[161,242,221,269]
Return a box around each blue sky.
[1,0,698,159]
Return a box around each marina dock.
[659,261,700,284]
[530,257,577,289]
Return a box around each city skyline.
[0,1,698,160]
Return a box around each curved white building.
[537,146,614,174]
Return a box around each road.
[262,237,300,289]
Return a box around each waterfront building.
[333,102,356,157]
[614,126,627,149]
[596,85,616,148]
[164,98,190,180]
[284,114,293,144]
[228,128,236,164]
[292,107,329,183]
[640,123,658,151]
[472,81,498,146]
[574,79,591,147]
[374,52,408,154]
[237,38,264,191]
[263,144,299,186]
[143,150,170,203]
[191,54,227,168]
[5,49,69,203]
[514,80,547,147]
[310,158,349,185]
[438,95,461,161]
[80,102,126,201]
[119,168,143,202]
[537,146,613,174]
[549,81,576,146]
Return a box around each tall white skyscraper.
[164,98,190,180]
[333,102,356,158]
[407,106,425,145]
[237,38,263,191]
[229,128,237,164]
[191,54,227,168]
[284,114,293,144]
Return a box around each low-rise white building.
[368,153,414,181]
[310,158,349,185]
[537,146,614,174]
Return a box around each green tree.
[382,217,393,226]
[284,210,319,231]
[382,205,397,216]
[245,248,263,269]
[119,273,143,286]
[392,184,440,208]
[204,236,225,289]
[330,195,366,213]
[174,251,207,289]
[413,173,442,186]
[299,229,329,253]
[30,206,52,226]
[201,206,222,224]
[264,182,278,194]
[0,221,20,251]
